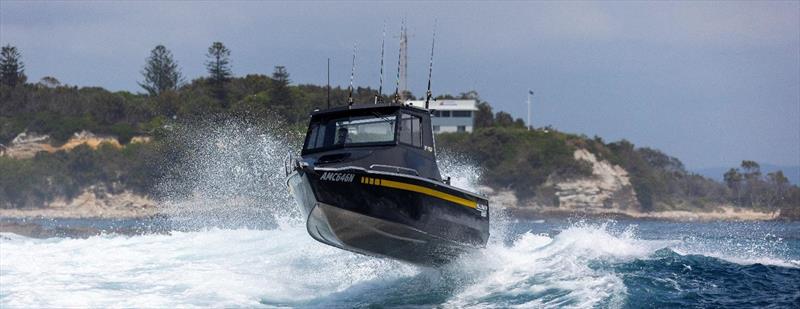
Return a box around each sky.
[1,1,798,169]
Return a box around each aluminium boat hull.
[287,166,489,266]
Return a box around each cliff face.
[528,149,640,211]
[1,131,157,218]
[555,149,640,210]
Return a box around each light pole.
[527,90,534,130]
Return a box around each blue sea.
[1,217,798,308]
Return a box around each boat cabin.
[301,103,442,181]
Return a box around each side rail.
[284,150,294,177]
[284,151,309,177]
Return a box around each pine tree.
[270,66,291,107]
[205,42,232,102]
[206,42,232,84]
[139,45,184,96]
[0,45,26,87]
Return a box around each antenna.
[327,58,331,108]
[424,21,437,109]
[348,43,357,106]
[393,20,404,105]
[376,21,386,104]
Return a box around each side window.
[398,113,423,147]
[305,123,327,150]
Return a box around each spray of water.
[154,118,303,229]
[437,150,512,246]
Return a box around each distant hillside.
[2,71,798,219]
[693,164,800,186]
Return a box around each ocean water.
[1,218,799,308]
[2,122,799,308]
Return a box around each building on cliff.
[406,99,478,133]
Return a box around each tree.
[139,45,184,96]
[494,111,515,127]
[741,160,761,179]
[38,76,61,88]
[205,42,232,102]
[723,168,742,190]
[740,160,763,206]
[270,66,291,107]
[0,45,26,87]
[474,101,494,128]
[766,170,790,207]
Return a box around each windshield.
[304,113,397,151]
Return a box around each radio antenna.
[393,20,404,105]
[424,21,437,109]
[326,58,331,108]
[348,43,357,106]
[376,21,386,104]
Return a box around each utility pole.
[527,90,534,130]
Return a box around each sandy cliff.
[2,131,123,159]
[505,149,780,221]
[552,149,640,210]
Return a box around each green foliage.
[437,127,592,200]
[206,42,232,84]
[0,140,170,209]
[2,52,797,212]
[722,161,799,209]
[0,44,26,87]
[139,45,184,96]
[206,42,232,102]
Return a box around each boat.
[284,102,490,265]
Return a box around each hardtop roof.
[309,103,429,118]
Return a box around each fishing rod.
[393,19,404,105]
[376,22,386,104]
[424,21,437,109]
[326,58,330,108]
[348,43,357,106]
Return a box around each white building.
[406,99,478,133]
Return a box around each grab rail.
[369,164,419,176]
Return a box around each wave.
[3,221,797,308]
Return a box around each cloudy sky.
[1,1,798,169]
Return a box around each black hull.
[287,167,489,266]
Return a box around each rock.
[549,149,640,210]
[0,185,158,219]
[2,130,130,159]
[60,130,121,150]
[3,132,56,159]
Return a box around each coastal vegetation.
[1,43,798,217]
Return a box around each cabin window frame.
[397,112,424,149]
[302,111,400,154]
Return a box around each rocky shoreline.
[0,186,788,222]
[0,185,157,219]
[503,206,782,222]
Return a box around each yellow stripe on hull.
[360,176,477,209]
